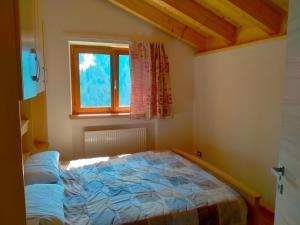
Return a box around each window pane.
[79,53,111,108]
[22,49,37,100]
[118,55,131,107]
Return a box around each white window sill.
[69,113,130,120]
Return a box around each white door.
[274,0,300,224]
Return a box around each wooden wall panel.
[0,0,26,224]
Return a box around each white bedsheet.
[25,184,65,225]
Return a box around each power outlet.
[196,150,202,158]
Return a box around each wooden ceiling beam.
[109,0,209,50]
[157,0,237,43]
[271,0,289,11]
[228,0,285,34]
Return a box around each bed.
[24,149,261,225]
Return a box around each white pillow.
[25,184,65,225]
[24,151,60,185]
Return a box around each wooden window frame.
[70,45,130,115]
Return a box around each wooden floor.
[259,206,274,225]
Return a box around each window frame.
[70,45,130,115]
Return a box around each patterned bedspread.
[60,150,247,225]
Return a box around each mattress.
[60,150,247,225]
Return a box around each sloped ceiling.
[109,0,288,53]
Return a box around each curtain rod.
[63,31,167,44]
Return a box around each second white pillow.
[24,151,60,185]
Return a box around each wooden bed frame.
[171,149,261,225]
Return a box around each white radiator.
[84,128,147,157]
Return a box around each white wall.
[193,39,286,210]
[42,0,195,160]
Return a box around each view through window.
[70,45,131,114]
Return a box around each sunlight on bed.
[66,153,132,170]
[118,154,131,158]
[66,156,110,170]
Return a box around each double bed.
[24,149,261,225]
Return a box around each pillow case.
[25,184,65,225]
[24,151,60,185]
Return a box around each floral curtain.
[129,42,172,119]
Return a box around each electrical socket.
[196,150,202,158]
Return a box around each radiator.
[84,128,147,157]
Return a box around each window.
[70,45,131,114]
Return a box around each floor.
[259,206,274,225]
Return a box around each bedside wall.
[193,39,286,210]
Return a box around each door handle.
[271,164,285,194]
[271,164,285,180]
